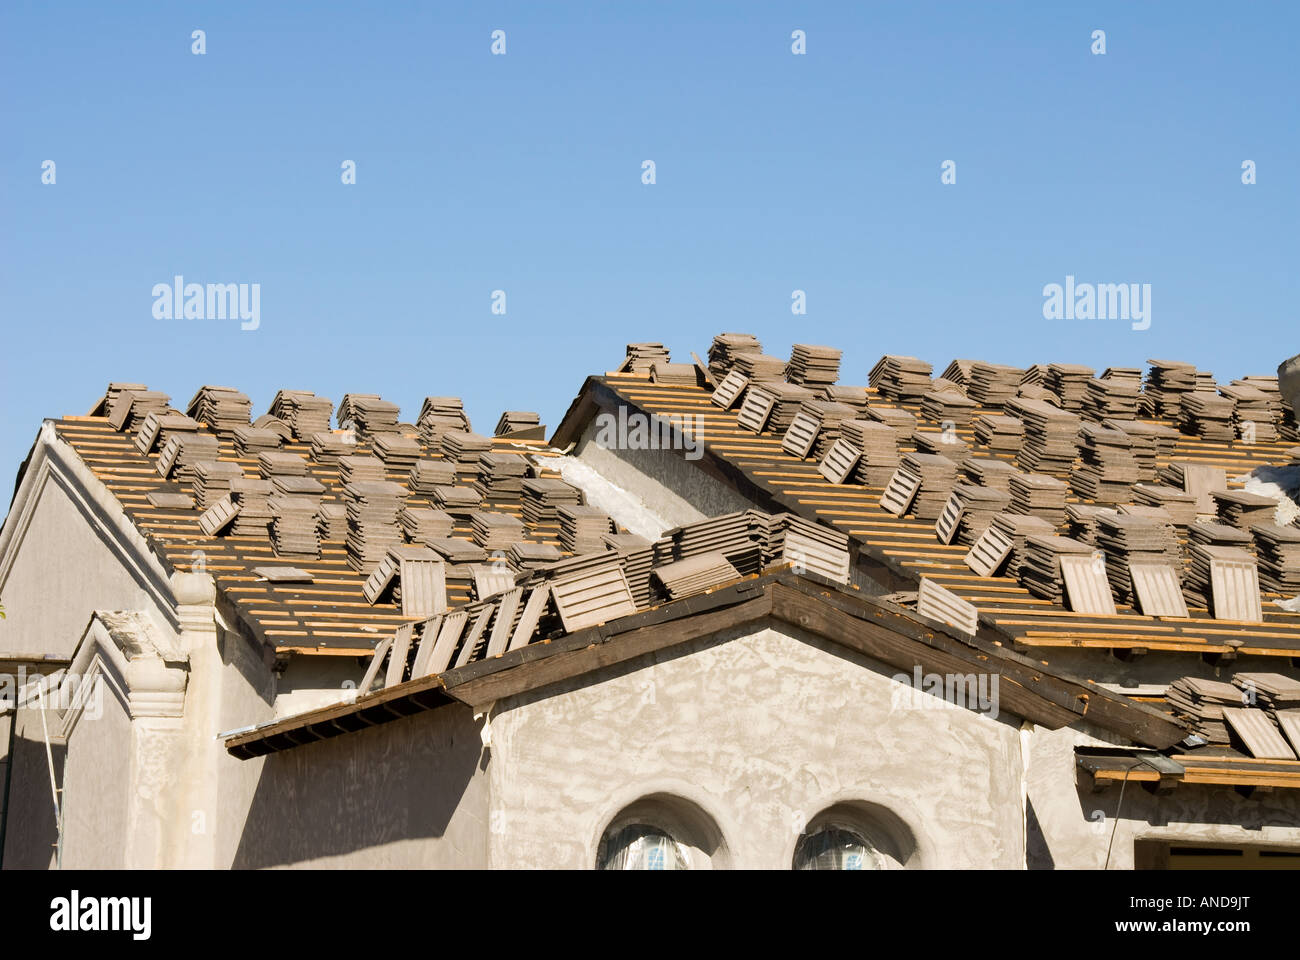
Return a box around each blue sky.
[1,1,1296,491]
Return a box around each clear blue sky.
[2,1,1296,495]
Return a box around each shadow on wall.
[231,703,483,869]
[2,731,64,869]
[1074,775,1300,836]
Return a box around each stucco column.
[168,571,219,868]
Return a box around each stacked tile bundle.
[652,553,744,601]
[864,405,916,443]
[785,344,842,389]
[962,457,1018,492]
[558,505,613,554]
[623,342,671,374]
[257,451,308,480]
[521,477,584,524]
[1179,391,1236,441]
[270,390,334,441]
[707,332,763,381]
[1235,376,1298,440]
[474,451,530,503]
[1144,360,1213,419]
[940,359,975,389]
[1131,483,1198,527]
[1157,462,1226,514]
[1188,520,1253,552]
[1084,369,1143,420]
[1185,543,1257,614]
[408,459,457,496]
[1008,472,1069,526]
[159,432,221,484]
[649,363,698,385]
[109,389,171,432]
[900,453,959,521]
[98,382,147,418]
[920,389,977,427]
[763,383,819,433]
[972,414,1024,452]
[187,386,253,437]
[430,484,483,515]
[310,431,354,463]
[440,430,494,470]
[193,460,245,510]
[494,410,541,436]
[1095,513,1181,603]
[804,401,859,459]
[399,506,454,545]
[765,513,852,583]
[229,477,275,537]
[341,395,401,437]
[1213,490,1278,531]
[913,431,969,462]
[269,480,325,560]
[1232,674,1300,715]
[133,412,195,456]
[316,502,347,541]
[344,480,406,573]
[471,510,527,551]
[1045,364,1094,413]
[418,397,472,446]
[839,420,900,486]
[603,532,656,607]
[1008,397,1080,476]
[1020,535,1097,603]
[1072,423,1138,503]
[233,426,282,458]
[1112,419,1180,463]
[966,362,1022,408]
[339,454,387,486]
[1065,503,1115,546]
[1251,522,1300,594]
[949,484,1012,545]
[990,513,1055,579]
[372,433,423,471]
[821,384,870,415]
[1220,383,1279,443]
[731,352,787,383]
[1019,365,1049,389]
[509,540,563,571]
[1166,678,1241,744]
[655,511,769,577]
[871,356,933,401]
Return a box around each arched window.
[793,827,881,870]
[597,823,691,871]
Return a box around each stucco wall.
[485,621,1027,869]
[59,682,133,869]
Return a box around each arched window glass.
[793,827,880,870]
[597,824,690,870]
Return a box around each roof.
[223,569,1187,759]
[552,365,1300,662]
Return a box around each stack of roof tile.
[229,477,275,537]
[440,430,493,470]
[158,432,220,483]
[943,484,1012,545]
[418,397,472,446]
[257,451,308,480]
[187,386,252,437]
[270,391,334,440]
[1072,423,1138,503]
[399,506,454,545]
[1220,383,1279,443]
[1094,513,1180,603]
[1144,360,1213,418]
[1166,677,1241,743]
[1009,397,1080,476]
[990,513,1055,579]
[1183,527,1248,607]
[1251,522,1300,594]
[344,480,406,573]
[603,532,656,607]
[494,411,541,436]
[707,333,763,381]
[1236,377,1298,440]
[372,433,422,471]
[1180,391,1236,441]
[233,426,282,457]
[136,413,200,456]
[1008,472,1069,526]
[509,540,563,571]
[1085,371,1142,420]
[1185,544,1260,618]
[341,395,400,437]
[871,356,933,401]
[653,511,763,575]
[940,360,974,389]
[839,420,900,486]
[763,513,851,583]
[193,460,245,511]
[821,384,869,415]
[805,401,859,459]
[1020,535,1097,603]
[558,505,613,555]
[732,352,787,383]
[474,451,530,503]
[920,389,977,427]
[521,477,584,524]
[913,430,969,462]
[471,510,527,551]
[1214,489,1278,531]
[317,502,347,541]
[408,459,457,496]
[109,390,172,433]
[900,453,958,521]
[963,457,1018,493]
[972,414,1024,452]
[966,362,1022,408]
[1045,364,1094,412]
[1131,483,1198,527]
[1232,673,1300,714]
[309,431,354,463]
[623,342,671,375]
[338,455,386,486]
[430,485,483,515]
[764,383,818,433]
[785,344,842,388]
[1112,419,1180,464]
[96,382,147,418]
[649,363,699,386]
[270,492,322,560]
[652,553,742,601]
[1020,365,1049,389]
[864,405,916,443]
[1065,503,1115,545]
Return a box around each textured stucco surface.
[486,621,1027,869]
[58,684,133,869]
